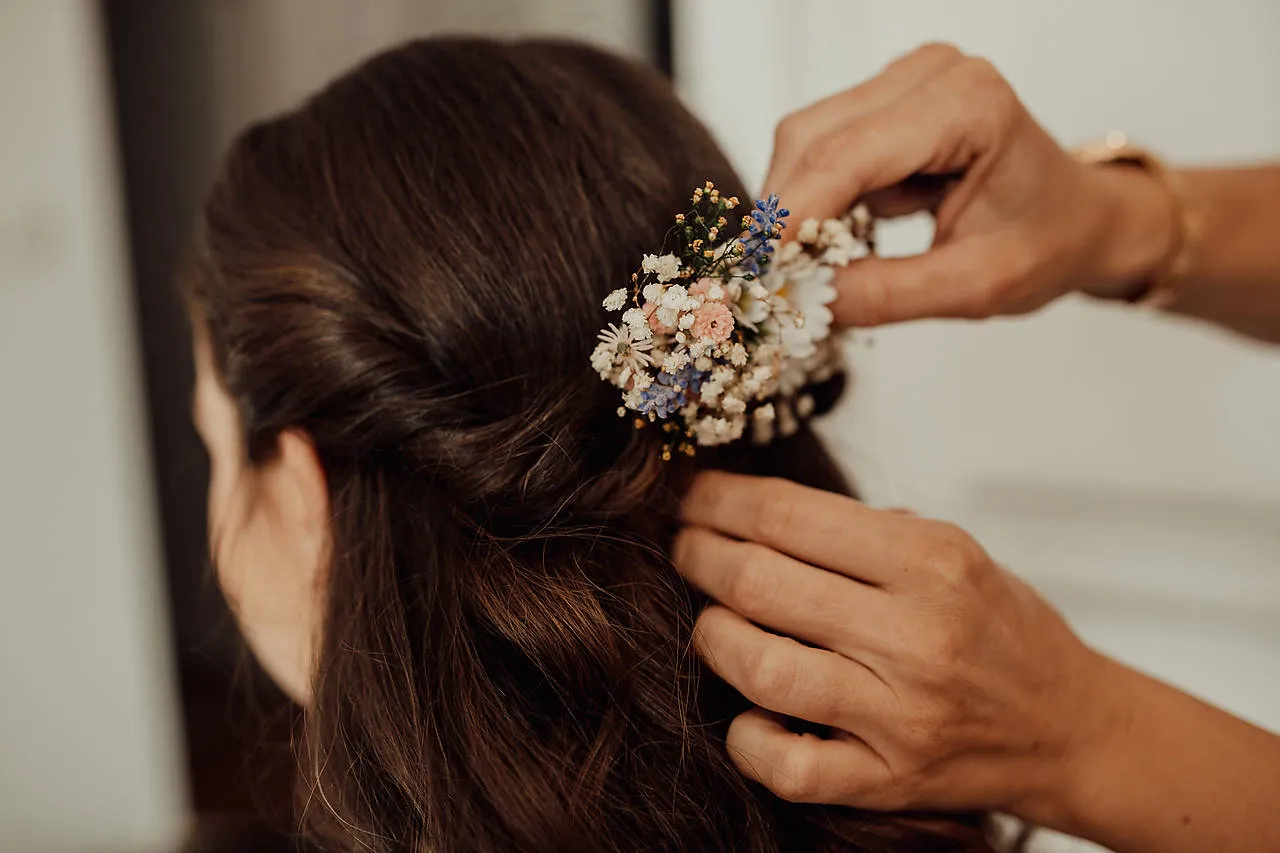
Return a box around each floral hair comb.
[591,181,874,459]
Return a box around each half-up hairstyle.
[185,36,995,853]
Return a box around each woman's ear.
[260,428,331,592]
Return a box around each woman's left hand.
[673,471,1109,820]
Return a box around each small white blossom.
[796,218,820,243]
[722,395,746,415]
[661,284,689,310]
[796,394,816,417]
[656,306,679,329]
[642,253,681,282]
[621,307,652,339]
[590,342,615,378]
[662,349,690,372]
[678,312,695,330]
[707,283,724,300]
[729,344,748,367]
[695,416,733,445]
[602,288,628,312]
[642,282,665,303]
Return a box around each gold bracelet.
[1070,132,1199,308]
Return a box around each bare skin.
[764,43,1280,342]
[675,473,1280,853]
[677,43,1280,853]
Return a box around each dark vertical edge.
[651,0,673,77]
[97,3,299,846]
[97,0,211,762]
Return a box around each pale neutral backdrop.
[0,3,187,851]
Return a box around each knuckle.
[742,643,800,707]
[913,41,963,63]
[670,527,694,568]
[772,741,823,802]
[920,537,974,587]
[773,111,807,157]
[955,57,1018,132]
[728,548,780,616]
[962,56,1005,91]
[799,130,850,177]
[897,702,948,753]
[921,523,985,581]
[918,624,965,669]
[751,480,797,543]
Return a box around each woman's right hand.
[766,43,1177,326]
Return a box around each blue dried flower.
[752,193,789,233]
[737,193,790,276]
[636,366,709,419]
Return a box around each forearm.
[1088,164,1280,343]
[1030,652,1280,853]
[1168,167,1280,342]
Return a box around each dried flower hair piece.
[591,181,875,458]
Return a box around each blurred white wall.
[678,3,1280,849]
[0,2,188,851]
[201,0,651,159]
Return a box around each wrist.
[1078,162,1180,301]
[1013,649,1138,837]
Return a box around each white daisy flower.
[596,322,655,375]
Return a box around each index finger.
[764,43,964,193]
[774,57,1000,226]
[681,472,924,587]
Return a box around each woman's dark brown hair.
[185,37,996,853]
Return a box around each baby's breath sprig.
[591,180,874,458]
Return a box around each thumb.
[830,236,1010,327]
